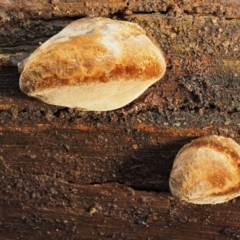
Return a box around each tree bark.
[0,1,240,239]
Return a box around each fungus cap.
[169,135,240,204]
[19,17,166,111]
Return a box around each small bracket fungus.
[169,135,240,204]
[19,17,166,111]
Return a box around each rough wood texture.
[1,0,240,239]
[1,0,240,57]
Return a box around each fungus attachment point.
[19,17,166,111]
[169,135,240,204]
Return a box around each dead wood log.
[0,1,240,239]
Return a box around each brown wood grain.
[1,67,240,239]
[2,182,240,240]
[1,0,240,239]
[0,120,240,239]
[0,110,240,239]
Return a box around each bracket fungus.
[19,17,166,111]
[169,135,240,204]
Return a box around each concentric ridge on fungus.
[169,135,240,204]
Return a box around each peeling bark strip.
[1,5,240,59]
[1,0,240,19]
[2,13,240,56]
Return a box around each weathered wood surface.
[1,0,240,239]
[1,0,240,58]
[1,70,240,239]
[1,0,240,20]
